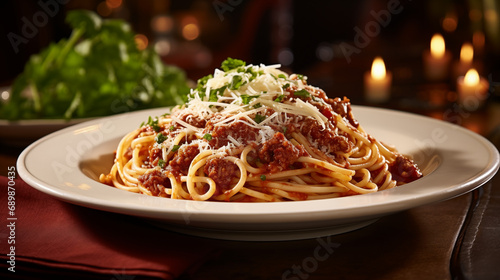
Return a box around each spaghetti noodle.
[99,58,422,202]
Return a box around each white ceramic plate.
[0,83,92,145]
[17,106,500,241]
[0,118,92,146]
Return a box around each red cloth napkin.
[0,176,218,280]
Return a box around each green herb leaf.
[195,74,212,94]
[293,89,311,98]
[221,58,246,72]
[278,74,287,79]
[158,159,166,168]
[144,116,160,132]
[155,132,167,144]
[260,174,266,181]
[171,145,180,152]
[230,75,245,90]
[203,133,212,141]
[274,94,285,102]
[208,86,226,102]
[254,114,266,124]
[241,94,260,105]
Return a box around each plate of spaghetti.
[17,59,499,241]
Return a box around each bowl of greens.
[0,10,190,144]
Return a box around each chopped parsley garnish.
[171,145,180,152]
[283,126,288,134]
[282,83,290,90]
[221,58,246,71]
[143,116,160,132]
[278,74,287,79]
[208,86,227,102]
[169,125,175,131]
[296,74,304,80]
[293,89,311,98]
[191,58,263,102]
[260,174,266,181]
[274,94,285,102]
[158,159,166,168]
[230,75,245,90]
[254,114,266,124]
[241,94,260,105]
[194,74,212,94]
[203,133,212,141]
[155,133,167,144]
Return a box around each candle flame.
[464,68,479,86]
[430,34,446,58]
[371,57,386,80]
[460,43,474,63]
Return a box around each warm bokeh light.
[182,23,200,41]
[134,34,149,50]
[154,39,171,56]
[106,0,122,9]
[97,1,112,17]
[460,43,474,64]
[371,57,386,80]
[1,90,9,101]
[430,34,446,58]
[151,15,174,33]
[469,9,482,22]
[442,15,458,32]
[464,69,480,86]
[473,31,485,50]
[485,8,499,23]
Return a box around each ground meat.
[168,144,199,175]
[139,169,169,197]
[326,97,359,128]
[258,132,304,173]
[148,146,162,167]
[389,155,422,184]
[179,113,207,128]
[300,118,352,154]
[203,157,239,192]
[205,119,260,149]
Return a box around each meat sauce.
[139,169,170,197]
[257,132,306,173]
[203,157,238,194]
[205,118,261,149]
[389,155,422,184]
[299,118,351,154]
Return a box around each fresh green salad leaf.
[0,10,190,120]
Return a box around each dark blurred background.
[1,0,499,125]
